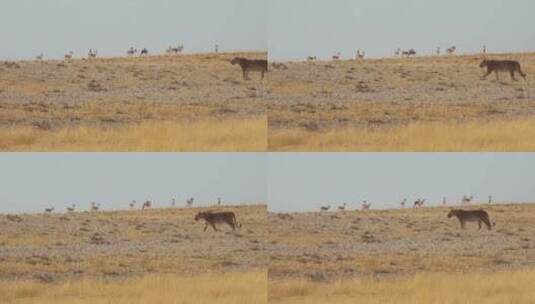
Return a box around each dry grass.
[0,118,267,151]
[270,270,535,304]
[0,272,267,304]
[269,118,535,151]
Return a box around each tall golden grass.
[1,272,266,304]
[269,119,535,151]
[0,118,267,152]
[270,270,535,304]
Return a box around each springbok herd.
[320,195,492,212]
[307,45,485,61]
[41,196,223,214]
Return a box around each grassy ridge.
[1,272,267,304]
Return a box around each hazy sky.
[0,0,266,60]
[268,0,535,61]
[268,153,535,212]
[0,153,266,214]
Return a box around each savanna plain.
[269,203,535,303]
[268,53,535,151]
[0,52,267,151]
[0,204,267,303]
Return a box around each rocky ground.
[0,204,267,283]
[269,203,535,282]
[0,52,266,131]
[267,53,535,131]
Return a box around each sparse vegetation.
[268,53,535,151]
[0,52,266,151]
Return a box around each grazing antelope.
[400,198,407,208]
[462,195,473,205]
[44,207,55,214]
[446,46,456,55]
[129,200,136,209]
[320,205,331,212]
[356,50,365,60]
[64,51,74,60]
[35,53,44,61]
[127,47,138,56]
[413,199,425,208]
[332,52,341,61]
[142,200,152,210]
[187,197,194,208]
[166,45,184,55]
[90,202,100,212]
[307,56,317,61]
[402,49,416,58]
[338,203,347,211]
[88,49,98,59]
[361,201,371,210]
[140,48,149,56]
[66,204,76,213]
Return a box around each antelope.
[462,195,473,205]
[66,204,76,213]
[402,49,416,58]
[171,197,176,207]
[400,198,407,208]
[338,203,347,211]
[320,205,331,212]
[446,46,456,55]
[142,200,152,210]
[436,46,441,56]
[88,49,98,59]
[307,56,317,61]
[127,47,138,56]
[215,44,219,53]
[217,197,222,206]
[166,45,184,55]
[356,50,365,59]
[361,201,371,210]
[64,51,74,60]
[187,197,194,208]
[482,45,487,55]
[395,48,402,57]
[332,52,341,60]
[442,197,447,206]
[90,202,100,212]
[140,48,149,56]
[44,207,55,214]
[129,200,136,209]
[413,199,425,208]
[35,53,44,61]
[488,196,493,204]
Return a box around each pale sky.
[268,153,535,212]
[0,153,266,214]
[268,0,535,61]
[0,0,266,60]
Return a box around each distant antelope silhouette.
[320,205,331,212]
